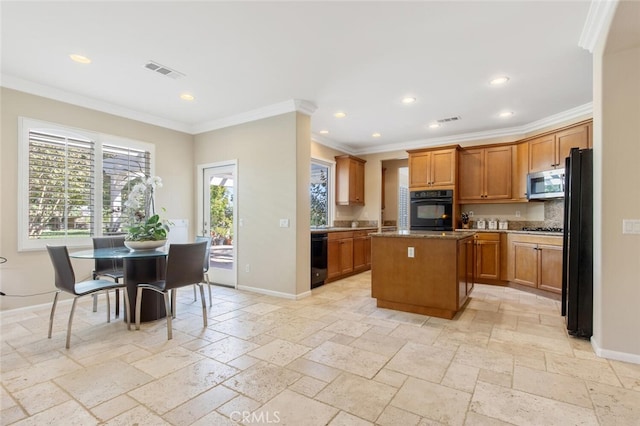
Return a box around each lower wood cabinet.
[507,234,563,294]
[327,230,371,282]
[474,233,501,281]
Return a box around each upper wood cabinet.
[408,146,458,189]
[335,155,366,205]
[458,145,512,202]
[529,122,591,173]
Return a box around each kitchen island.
[370,230,476,319]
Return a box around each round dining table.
[70,246,168,322]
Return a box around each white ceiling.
[1,1,593,154]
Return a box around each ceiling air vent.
[437,116,462,123]
[143,61,185,80]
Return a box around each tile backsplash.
[463,199,564,230]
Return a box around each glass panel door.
[202,164,236,287]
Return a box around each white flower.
[147,176,163,189]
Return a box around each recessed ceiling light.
[499,111,514,118]
[319,130,329,135]
[333,112,347,118]
[490,76,510,85]
[69,54,91,64]
[180,93,195,101]
[402,97,416,104]
[372,133,381,138]
[429,123,441,129]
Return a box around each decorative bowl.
[124,240,167,251]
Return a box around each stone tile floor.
[1,271,639,425]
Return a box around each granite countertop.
[311,226,378,233]
[371,230,477,240]
[455,228,563,237]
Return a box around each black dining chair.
[134,241,208,340]
[193,235,213,306]
[92,236,125,317]
[47,245,129,349]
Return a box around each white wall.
[592,0,640,362]
[194,112,311,298]
[0,88,194,310]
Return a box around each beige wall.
[194,112,310,298]
[592,1,640,360]
[0,88,194,310]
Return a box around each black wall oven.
[410,190,454,231]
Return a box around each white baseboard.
[237,285,311,300]
[591,337,640,365]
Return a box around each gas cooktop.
[521,227,564,233]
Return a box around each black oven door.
[410,198,453,230]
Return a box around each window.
[310,160,332,227]
[18,118,154,250]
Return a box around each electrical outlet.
[239,218,244,227]
[623,219,640,234]
[245,264,250,273]
[515,211,521,218]
[468,211,474,217]
[408,247,415,258]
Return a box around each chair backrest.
[164,241,208,290]
[46,245,76,293]
[93,236,125,273]
[195,236,212,273]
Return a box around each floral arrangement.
[123,176,170,241]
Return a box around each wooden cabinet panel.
[408,147,458,189]
[340,238,354,275]
[529,134,557,173]
[326,230,370,282]
[484,146,512,199]
[538,244,563,294]
[556,124,590,167]
[459,146,512,202]
[365,236,371,268]
[529,122,591,173]
[335,155,366,205]
[431,149,457,187]
[507,234,563,294]
[512,242,538,287]
[458,149,483,201]
[353,236,367,271]
[327,240,341,280]
[476,240,500,280]
[514,142,529,201]
[409,151,431,188]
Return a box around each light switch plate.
[622,219,640,234]
[279,219,290,228]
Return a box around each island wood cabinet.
[408,146,459,189]
[529,122,591,173]
[371,232,474,319]
[335,155,366,205]
[327,230,371,282]
[507,233,563,294]
[458,145,513,202]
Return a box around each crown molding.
[311,134,356,155]
[1,74,192,133]
[191,99,317,135]
[352,102,593,156]
[579,0,619,53]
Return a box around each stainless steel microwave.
[527,168,565,200]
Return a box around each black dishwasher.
[311,233,328,288]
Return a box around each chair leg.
[105,290,111,324]
[205,273,212,306]
[115,289,120,318]
[135,287,143,330]
[66,297,78,349]
[164,292,173,340]
[48,291,60,338]
[171,289,177,319]
[123,288,131,331]
[198,284,208,328]
[92,293,98,312]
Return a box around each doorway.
[199,162,237,288]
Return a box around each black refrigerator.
[562,147,593,338]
